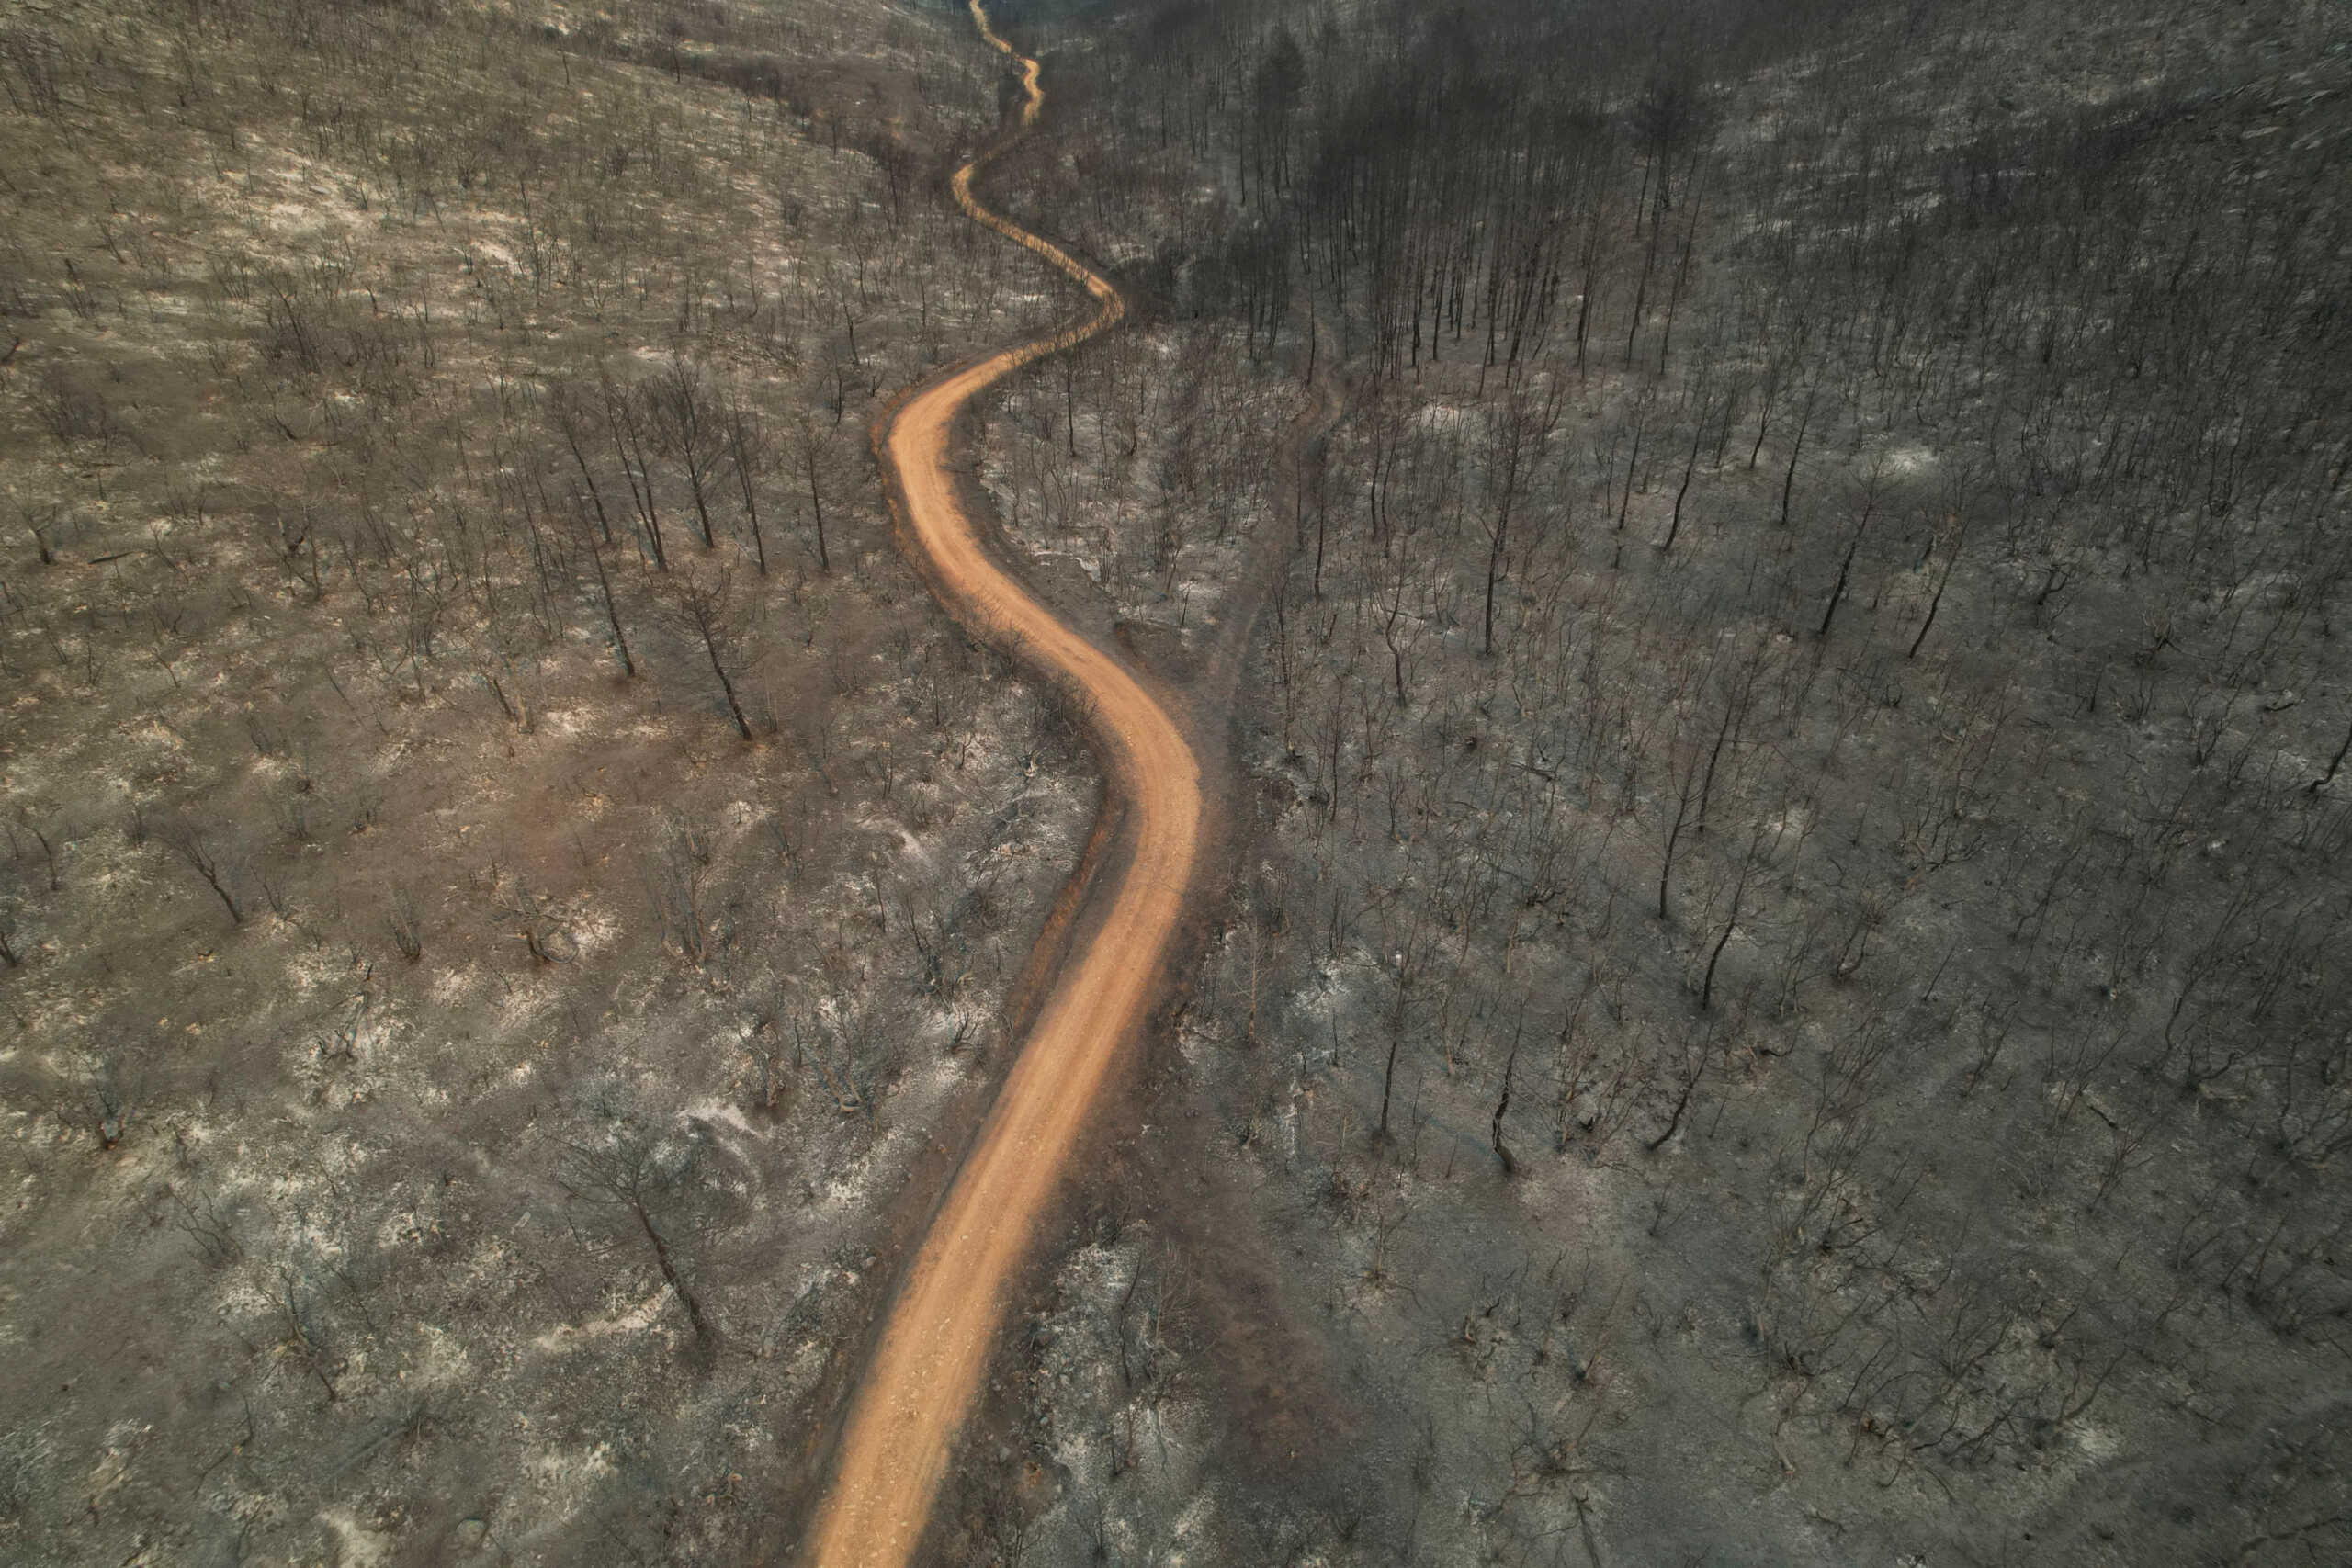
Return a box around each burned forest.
[4,0,2348,1565]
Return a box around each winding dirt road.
[803,6,1204,1563]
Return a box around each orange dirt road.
[801,6,1204,1564]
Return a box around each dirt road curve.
[802,6,1204,1564]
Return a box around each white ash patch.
[430,964,481,1008]
[317,1507,393,1565]
[533,1287,670,1352]
[492,975,555,1035]
[681,1100,760,1142]
[1417,400,1485,434]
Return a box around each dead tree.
[571,498,636,677]
[724,389,773,575]
[666,562,754,741]
[560,1107,721,1351]
[1699,827,1767,1010]
[1491,1015,1523,1175]
[646,360,723,549]
[78,1041,147,1149]
[1479,378,1563,656]
[1908,511,1968,659]
[1815,460,1886,640]
[2311,715,2352,795]
[602,371,668,570]
[550,380,616,546]
[160,823,243,925]
[792,414,831,572]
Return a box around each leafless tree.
[664,560,754,741]
[723,386,774,575]
[76,1040,147,1151]
[386,889,424,964]
[559,1097,725,1352]
[645,360,724,550]
[791,412,832,573]
[159,823,243,926]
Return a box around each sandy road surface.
[802,6,1204,1563]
